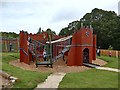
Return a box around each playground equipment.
[47,27,96,66]
[20,31,53,67]
[35,33,53,68]
[20,26,96,67]
[67,27,96,66]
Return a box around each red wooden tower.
[67,27,96,66]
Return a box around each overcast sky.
[0,0,119,34]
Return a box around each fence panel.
[0,37,19,52]
[100,49,119,58]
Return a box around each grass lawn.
[59,55,119,88]
[59,69,118,88]
[97,55,118,68]
[2,52,50,89]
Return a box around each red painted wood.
[20,27,96,65]
[67,28,96,66]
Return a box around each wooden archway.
[83,48,89,63]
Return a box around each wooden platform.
[36,61,53,68]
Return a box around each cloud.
[50,7,83,23]
[0,0,119,34]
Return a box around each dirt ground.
[9,58,107,73]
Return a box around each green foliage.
[36,27,42,34]
[0,32,19,38]
[59,20,80,36]
[46,28,56,35]
[59,69,118,88]
[36,27,56,35]
[58,8,120,50]
[59,27,69,36]
[108,45,113,50]
[81,8,120,50]
[46,28,52,34]
[2,52,50,89]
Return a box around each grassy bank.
[2,52,50,89]
[97,55,118,68]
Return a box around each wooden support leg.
[51,64,53,68]
[47,65,49,67]
[36,64,38,68]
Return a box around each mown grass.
[59,55,119,88]
[2,52,50,89]
[59,69,118,88]
[97,55,118,68]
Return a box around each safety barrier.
[0,37,19,52]
[100,49,119,58]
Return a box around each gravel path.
[35,73,66,89]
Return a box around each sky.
[119,1,120,15]
[0,0,119,34]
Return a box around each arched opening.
[83,48,89,63]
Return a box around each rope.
[20,48,28,56]
[56,44,93,47]
[29,37,46,46]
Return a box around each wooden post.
[24,32,29,64]
[116,51,118,58]
[17,37,19,53]
[34,40,38,67]
[48,32,53,67]
[5,38,8,52]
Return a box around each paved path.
[83,63,120,72]
[35,73,66,89]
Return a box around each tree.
[59,27,69,36]
[80,8,120,50]
[59,20,80,36]
[46,28,56,35]
[37,27,41,34]
[0,32,19,38]
[58,8,120,50]
[46,28,51,34]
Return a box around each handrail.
[20,48,28,56]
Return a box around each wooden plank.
[36,61,52,65]
[36,61,53,68]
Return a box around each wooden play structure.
[67,27,96,66]
[20,26,96,67]
[20,31,58,67]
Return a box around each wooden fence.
[0,37,19,52]
[100,49,120,58]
